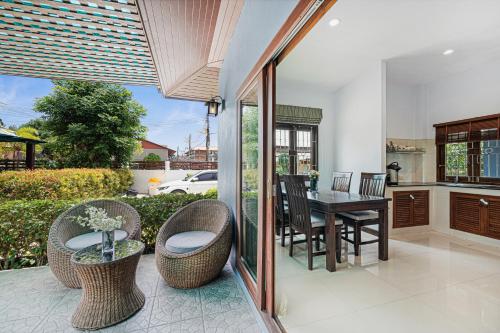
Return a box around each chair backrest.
[275,174,286,221]
[359,172,387,197]
[331,171,353,192]
[283,175,311,233]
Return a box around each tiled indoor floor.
[0,255,262,333]
[276,231,500,333]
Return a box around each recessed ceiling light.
[443,49,455,55]
[328,18,341,27]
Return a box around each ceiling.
[0,0,243,101]
[137,0,243,101]
[0,0,158,85]
[278,0,500,90]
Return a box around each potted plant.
[309,170,320,192]
[75,206,125,260]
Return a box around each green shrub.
[0,190,218,269]
[0,199,77,270]
[143,153,161,162]
[0,168,133,201]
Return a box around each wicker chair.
[155,199,232,289]
[47,199,141,289]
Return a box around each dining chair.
[339,172,387,256]
[331,171,353,192]
[283,175,343,270]
[275,174,290,247]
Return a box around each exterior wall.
[218,0,299,213]
[134,148,171,161]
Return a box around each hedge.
[0,189,217,270]
[0,168,133,201]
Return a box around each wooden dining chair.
[275,174,290,247]
[340,173,387,256]
[331,171,353,192]
[283,175,343,270]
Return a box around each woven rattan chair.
[155,199,232,289]
[47,199,141,288]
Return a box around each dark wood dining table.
[306,190,391,272]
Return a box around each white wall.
[276,78,335,190]
[332,62,387,188]
[387,58,500,139]
[218,0,298,213]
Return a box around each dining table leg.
[325,212,336,272]
[378,202,389,261]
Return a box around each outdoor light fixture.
[206,96,224,116]
[443,49,455,55]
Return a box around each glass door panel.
[240,83,260,280]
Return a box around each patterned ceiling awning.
[276,104,323,125]
[0,0,158,86]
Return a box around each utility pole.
[187,134,192,159]
[205,113,210,161]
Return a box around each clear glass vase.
[101,230,115,261]
[310,178,318,192]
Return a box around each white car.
[156,170,217,194]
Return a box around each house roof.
[141,139,175,154]
[192,146,218,151]
[0,127,45,144]
[0,0,244,101]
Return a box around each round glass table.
[70,239,145,330]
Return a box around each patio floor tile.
[0,254,263,333]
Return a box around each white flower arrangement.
[75,206,124,232]
[309,170,320,180]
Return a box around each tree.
[34,80,146,168]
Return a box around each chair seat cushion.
[311,212,343,228]
[339,210,379,221]
[165,231,216,254]
[65,230,128,251]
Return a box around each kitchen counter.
[388,182,500,190]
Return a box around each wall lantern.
[206,96,224,116]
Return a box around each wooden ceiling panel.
[0,0,158,86]
[137,0,243,100]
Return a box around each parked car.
[156,170,217,194]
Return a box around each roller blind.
[276,104,322,125]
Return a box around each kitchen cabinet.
[393,190,429,228]
[450,192,500,240]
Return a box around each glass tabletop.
[72,239,144,265]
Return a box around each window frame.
[435,114,500,184]
[275,122,318,175]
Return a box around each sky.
[0,75,217,152]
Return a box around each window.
[197,172,215,181]
[435,114,500,184]
[275,124,318,175]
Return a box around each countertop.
[388,182,500,190]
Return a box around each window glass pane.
[481,140,500,178]
[240,87,259,281]
[445,143,468,177]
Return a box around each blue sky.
[0,75,217,152]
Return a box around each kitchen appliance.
[387,161,402,185]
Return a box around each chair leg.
[307,234,313,271]
[344,224,348,240]
[336,231,342,263]
[289,227,294,257]
[315,233,320,251]
[354,224,361,256]
[281,219,286,247]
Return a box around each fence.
[169,161,217,170]
[0,159,52,171]
[129,161,165,170]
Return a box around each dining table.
[305,190,391,272]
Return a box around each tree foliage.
[144,153,161,161]
[34,80,146,167]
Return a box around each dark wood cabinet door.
[393,190,429,228]
[485,196,500,239]
[412,191,430,226]
[450,192,482,234]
